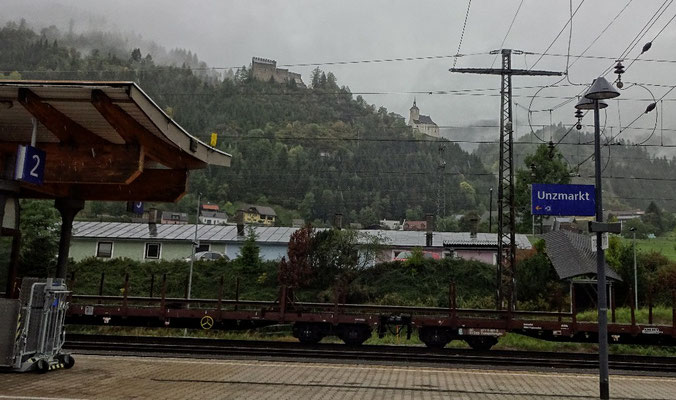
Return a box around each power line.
[490,0,525,68]
[529,0,586,70]
[453,0,473,69]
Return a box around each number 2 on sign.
[30,154,40,178]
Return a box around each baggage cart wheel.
[59,354,75,369]
[36,359,49,374]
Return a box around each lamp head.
[575,95,608,110]
[584,76,620,100]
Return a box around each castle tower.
[409,98,420,122]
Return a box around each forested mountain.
[0,21,495,226]
[475,124,676,212]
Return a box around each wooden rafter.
[91,89,205,169]
[17,88,108,146]
[0,143,144,184]
[21,169,188,202]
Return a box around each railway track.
[64,334,676,373]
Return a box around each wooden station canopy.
[0,80,231,202]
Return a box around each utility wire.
[529,0,586,70]
[490,0,525,68]
[453,0,473,69]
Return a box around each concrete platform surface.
[2,354,676,399]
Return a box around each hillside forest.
[3,20,676,229]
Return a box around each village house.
[236,205,277,226]
[69,221,532,265]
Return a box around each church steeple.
[409,98,419,121]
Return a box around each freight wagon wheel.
[419,327,451,349]
[465,336,498,351]
[293,323,324,344]
[338,324,371,346]
[59,354,75,369]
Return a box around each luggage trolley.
[0,278,74,373]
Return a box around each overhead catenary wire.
[490,0,525,68]
[453,0,473,69]
[528,0,586,70]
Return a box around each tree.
[278,225,314,289]
[19,200,60,277]
[237,227,260,269]
[515,144,571,232]
[405,206,424,221]
[310,67,322,88]
[130,48,142,62]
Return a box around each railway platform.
[2,354,676,399]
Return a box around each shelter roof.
[539,230,622,281]
[0,80,230,202]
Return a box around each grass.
[577,306,674,325]
[633,232,676,261]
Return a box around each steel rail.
[64,334,676,373]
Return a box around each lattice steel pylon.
[450,49,560,309]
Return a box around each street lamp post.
[187,192,201,301]
[575,76,620,400]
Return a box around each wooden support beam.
[17,88,108,146]
[21,169,188,202]
[0,143,144,184]
[91,90,205,169]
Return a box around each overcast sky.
[4,0,676,149]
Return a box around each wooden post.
[506,291,513,329]
[217,276,223,321]
[280,286,287,323]
[98,272,105,296]
[611,285,616,323]
[672,291,676,337]
[557,288,562,323]
[54,198,84,279]
[149,274,155,298]
[649,289,653,325]
[234,277,240,311]
[571,284,577,330]
[122,273,129,314]
[160,273,167,319]
[450,281,457,322]
[629,286,636,329]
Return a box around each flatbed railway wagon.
[65,277,676,349]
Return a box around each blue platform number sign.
[14,145,46,186]
[133,201,144,215]
[531,183,596,216]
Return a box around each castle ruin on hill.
[251,57,306,87]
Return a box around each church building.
[408,99,439,137]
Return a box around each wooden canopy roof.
[0,81,230,202]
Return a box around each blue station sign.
[531,183,596,216]
[14,145,46,186]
